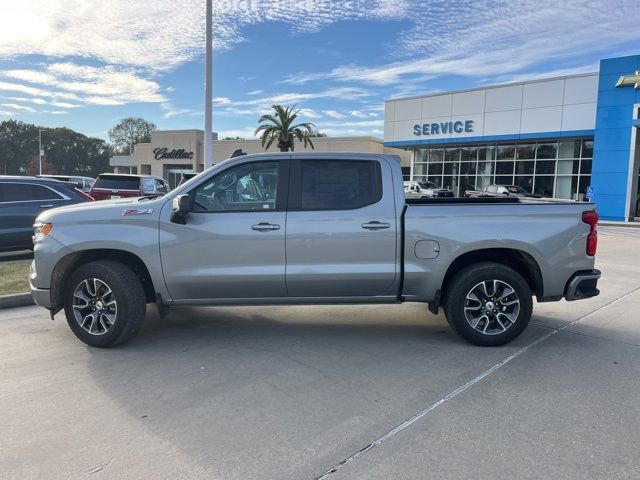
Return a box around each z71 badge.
[122,208,154,216]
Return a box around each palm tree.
[255,105,316,152]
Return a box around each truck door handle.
[39,204,54,209]
[361,221,391,230]
[251,222,280,232]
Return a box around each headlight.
[33,222,53,242]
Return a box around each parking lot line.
[315,285,640,480]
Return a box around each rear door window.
[298,160,382,210]
[93,176,140,190]
[0,183,64,202]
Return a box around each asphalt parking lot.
[2,226,640,480]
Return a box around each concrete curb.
[0,293,34,309]
[599,221,640,229]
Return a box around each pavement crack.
[313,286,640,480]
[87,459,111,475]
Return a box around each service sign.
[413,120,474,136]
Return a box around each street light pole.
[38,129,43,175]
[203,0,213,170]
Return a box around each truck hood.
[36,196,167,223]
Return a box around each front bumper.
[30,285,52,308]
[565,269,601,301]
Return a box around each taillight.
[75,188,95,202]
[582,210,598,256]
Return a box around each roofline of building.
[213,136,384,143]
[151,129,205,134]
[385,72,599,103]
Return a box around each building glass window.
[461,146,478,162]
[497,145,515,160]
[558,140,581,159]
[536,143,557,159]
[516,144,535,160]
[411,137,592,200]
[535,160,556,175]
[516,161,535,175]
[444,147,461,162]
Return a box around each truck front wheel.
[443,262,533,346]
[63,260,146,347]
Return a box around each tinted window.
[0,183,64,202]
[93,176,140,190]
[193,162,279,212]
[300,160,381,210]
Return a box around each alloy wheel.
[463,279,520,335]
[72,278,118,336]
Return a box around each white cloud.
[298,108,321,119]
[0,62,165,107]
[218,127,259,140]
[247,90,263,96]
[323,110,345,119]
[282,1,640,86]
[212,97,231,105]
[349,111,368,118]
[161,102,201,119]
[0,1,411,70]
[0,103,35,112]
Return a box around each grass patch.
[0,259,31,296]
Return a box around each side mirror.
[170,194,191,224]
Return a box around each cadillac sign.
[153,147,194,160]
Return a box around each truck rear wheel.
[443,262,532,346]
[63,260,146,347]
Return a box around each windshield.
[418,182,439,189]
[507,186,528,194]
[93,176,140,190]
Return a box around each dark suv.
[90,174,169,201]
[0,176,92,252]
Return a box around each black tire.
[443,262,533,346]
[63,260,146,347]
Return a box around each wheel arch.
[50,249,156,314]
[441,248,544,302]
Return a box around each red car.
[90,174,170,201]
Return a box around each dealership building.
[111,131,411,190]
[383,54,640,221]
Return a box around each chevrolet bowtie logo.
[615,71,640,88]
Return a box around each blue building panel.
[593,128,634,150]
[591,150,631,174]
[591,54,639,221]
[598,56,640,75]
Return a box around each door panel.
[160,159,288,300]
[160,210,287,299]
[285,159,398,297]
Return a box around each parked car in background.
[0,176,93,252]
[406,180,454,198]
[470,184,542,198]
[37,175,94,193]
[90,174,169,201]
[177,172,198,187]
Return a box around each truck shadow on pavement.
[77,304,551,479]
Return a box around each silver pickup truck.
[30,152,601,348]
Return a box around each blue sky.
[1,0,639,142]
